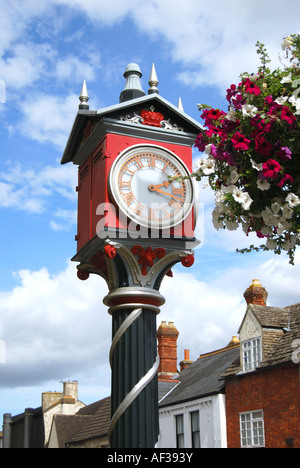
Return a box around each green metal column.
[110,307,159,448]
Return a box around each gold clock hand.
[148,181,170,191]
[149,184,183,202]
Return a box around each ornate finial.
[79,80,89,110]
[178,97,184,112]
[119,63,146,103]
[148,63,159,94]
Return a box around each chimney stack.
[180,349,193,372]
[244,279,268,306]
[157,321,179,382]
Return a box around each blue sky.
[1,0,300,421]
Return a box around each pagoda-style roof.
[61,82,204,166]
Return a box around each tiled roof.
[69,397,111,444]
[159,346,239,407]
[259,302,300,368]
[54,381,178,446]
[224,302,300,376]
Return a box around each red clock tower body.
[61,64,202,448]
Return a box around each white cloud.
[53,0,300,92]
[0,241,299,392]
[0,262,110,388]
[18,93,79,149]
[0,162,77,214]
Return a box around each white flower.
[202,158,215,175]
[262,207,278,226]
[282,236,297,251]
[281,73,293,84]
[212,208,225,229]
[286,193,300,209]
[228,169,240,184]
[251,159,263,171]
[249,74,260,82]
[242,104,258,117]
[231,187,253,210]
[281,204,293,221]
[281,36,294,50]
[289,95,300,114]
[257,179,270,191]
[241,192,253,211]
[225,107,237,122]
[204,144,213,155]
[275,96,288,105]
[266,237,277,250]
[271,202,281,216]
[226,219,239,231]
[215,191,226,204]
[232,187,244,203]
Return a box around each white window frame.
[242,337,262,372]
[175,414,185,448]
[239,410,265,448]
[190,411,200,448]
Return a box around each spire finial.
[79,80,89,110]
[178,97,184,112]
[119,63,146,103]
[148,63,159,95]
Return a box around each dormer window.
[242,338,262,372]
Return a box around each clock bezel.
[108,144,195,230]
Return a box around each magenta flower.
[262,159,282,178]
[231,132,251,151]
[201,108,225,126]
[255,133,273,157]
[226,84,237,102]
[276,146,292,160]
[276,173,294,188]
[194,133,207,152]
[243,78,261,96]
[280,106,297,126]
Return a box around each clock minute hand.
[148,183,183,202]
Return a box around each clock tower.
[61,64,202,448]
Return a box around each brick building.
[224,280,300,449]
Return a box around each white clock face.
[109,145,194,229]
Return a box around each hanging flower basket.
[194,34,300,264]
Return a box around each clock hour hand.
[148,183,183,202]
[148,181,170,191]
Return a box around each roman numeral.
[172,187,185,199]
[148,156,156,168]
[124,192,135,205]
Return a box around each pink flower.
[201,108,225,126]
[276,146,292,160]
[195,133,208,152]
[226,84,237,102]
[262,159,282,178]
[276,173,294,188]
[255,133,273,157]
[280,106,297,126]
[232,93,244,110]
[231,132,251,151]
[243,78,261,95]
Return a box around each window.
[242,338,261,372]
[175,415,184,448]
[240,411,265,448]
[190,411,200,448]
